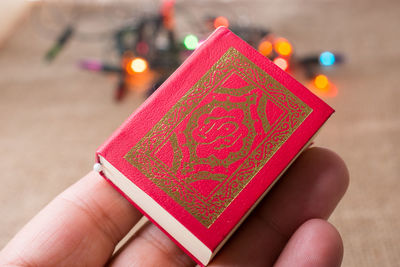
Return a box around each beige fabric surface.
[0,1,399,266]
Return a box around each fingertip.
[275,218,343,267]
[294,147,350,207]
[306,218,344,266]
[288,147,349,219]
[208,146,349,267]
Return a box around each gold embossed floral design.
[125,47,312,227]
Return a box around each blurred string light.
[79,59,121,73]
[45,25,74,62]
[183,34,198,50]
[319,51,335,66]
[312,74,338,98]
[136,41,149,55]
[47,0,342,101]
[128,58,148,73]
[274,38,292,56]
[258,40,273,57]
[214,16,229,28]
[314,74,329,90]
[273,57,288,71]
[161,0,175,30]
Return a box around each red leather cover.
[97,27,334,264]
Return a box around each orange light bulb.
[314,74,329,90]
[214,16,229,28]
[274,38,292,56]
[258,40,273,56]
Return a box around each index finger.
[0,171,142,266]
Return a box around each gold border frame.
[125,47,312,227]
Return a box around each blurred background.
[0,0,399,266]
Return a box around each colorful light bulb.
[183,34,198,50]
[273,57,288,71]
[258,40,273,56]
[79,60,102,71]
[214,16,229,28]
[319,51,336,66]
[136,41,149,55]
[129,58,148,73]
[274,38,292,56]
[314,74,329,90]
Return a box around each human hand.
[0,147,348,266]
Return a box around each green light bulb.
[183,34,198,50]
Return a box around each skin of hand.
[0,147,349,267]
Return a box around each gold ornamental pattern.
[125,47,312,227]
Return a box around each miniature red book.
[96,27,334,266]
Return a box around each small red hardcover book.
[96,27,334,266]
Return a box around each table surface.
[0,1,399,266]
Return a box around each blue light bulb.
[319,51,335,66]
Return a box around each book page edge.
[98,155,212,266]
